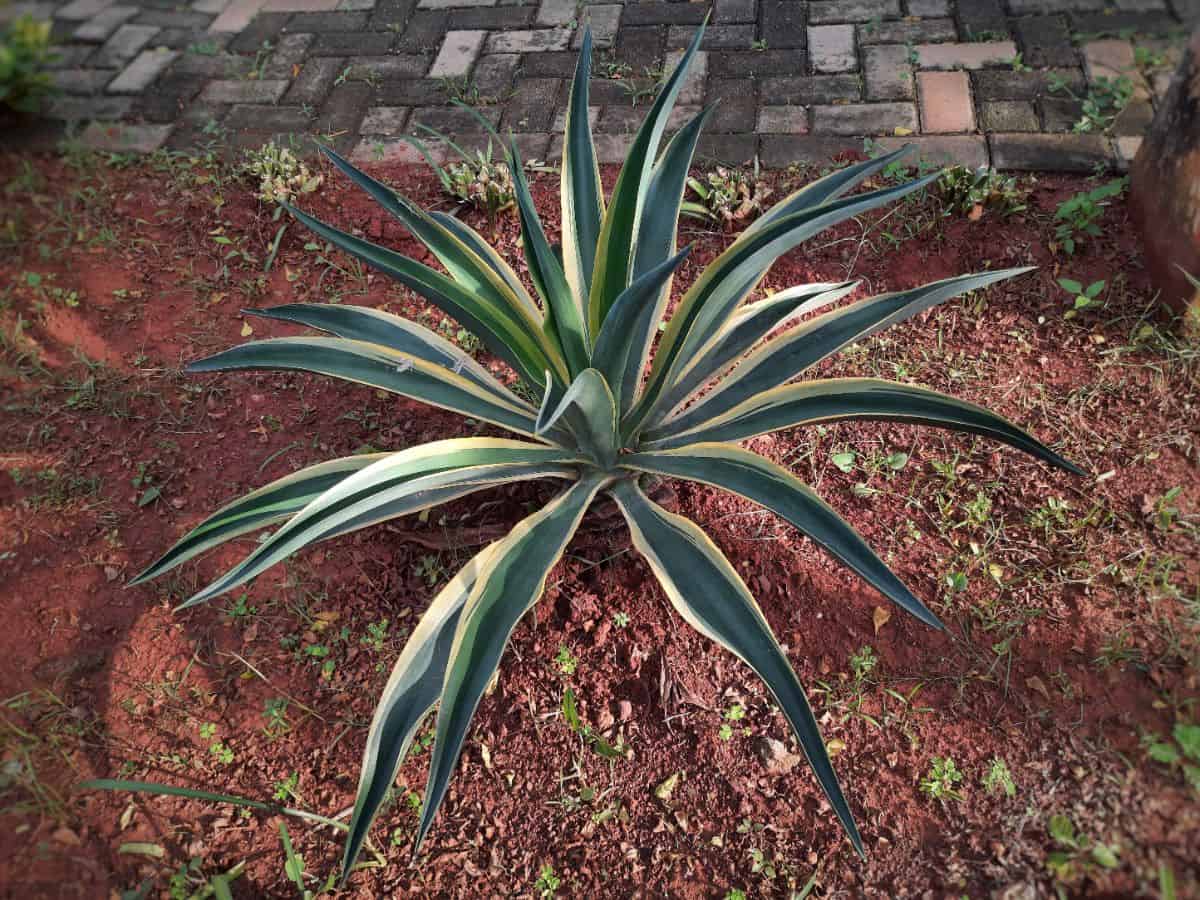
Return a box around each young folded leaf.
[135,21,1085,883]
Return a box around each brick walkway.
[1,0,1193,170]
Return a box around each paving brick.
[1008,0,1104,9]
[714,0,756,24]
[519,50,575,76]
[226,11,289,49]
[906,0,949,14]
[447,6,533,27]
[361,105,410,133]
[417,0,493,6]
[760,134,858,166]
[429,28,486,76]
[535,0,573,26]
[409,104,498,131]
[707,77,756,131]
[809,0,899,23]
[955,0,1008,41]
[858,18,955,44]
[486,27,570,53]
[990,133,1112,171]
[284,56,343,104]
[709,49,803,76]
[51,68,114,95]
[549,131,632,163]
[192,0,231,13]
[200,78,289,102]
[56,0,116,21]
[758,104,808,133]
[573,4,619,49]
[311,31,393,54]
[971,68,1084,101]
[338,0,377,9]
[622,2,707,26]
[1069,10,1176,34]
[871,134,988,167]
[616,25,663,68]
[316,80,371,145]
[812,102,917,134]
[666,47,706,103]
[696,133,757,163]
[550,104,597,133]
[863,44,912,100]
[132,71,202,120]
[373,77,446,104]
[1039,97,1084,132]
[286,10,368,29]
[762,73,861,104]
[472,52,519,93]
[47,94,133,120]
[666,24,757,51]
[979,100,1037,131]
[500,76,561,130]
[81,121,173,152]
[760,1,807,49]
[1083,40,1149,99]
[73,5,137,41]
[170,49,252,77]
[348,54,430,78]
[92,23,160,67]
[133,9,213,28]
[391,10,443,50]
[1111,99,1155,135]
[224,103,314,130]
[918,70,974,133]
[46,45,98,68]
[261,32,313,78]
[1012,15,1076,68]
[808,24,855,73]
[107,47,178,92]
[914,41,1017,70]
[208,0,265,32]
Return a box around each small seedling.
[920,756,963,801]
[1057,277,1106,317]
[534,863,561,897]
[1144,721,1200,791]
[982,756,1016,797]
[555,645,579,676]
[1053,179,1126,254]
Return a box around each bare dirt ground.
[0,147,1197,899]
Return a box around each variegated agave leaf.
[135,18,1085,883]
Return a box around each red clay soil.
[0,151,1197,899]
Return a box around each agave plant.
[134,25,1082,879]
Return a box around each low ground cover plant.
[131,23,1082,879]
[0,15,57,115]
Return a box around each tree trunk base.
[1130,28,1200,333]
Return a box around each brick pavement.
[1,0,1193,170]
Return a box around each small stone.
[616,700,633,721]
